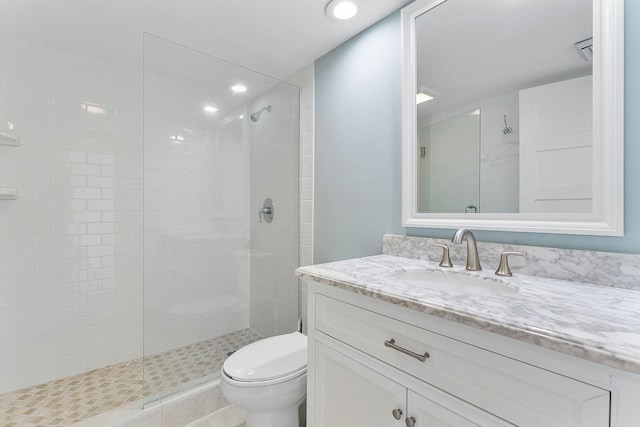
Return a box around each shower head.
[250,105,271,122]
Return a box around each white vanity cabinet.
[305,281,639,427]
[315,338,511,426]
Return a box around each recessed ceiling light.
[326,0,361,21]
[204,105,218,114]
[231,84,247,93]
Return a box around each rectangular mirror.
[401,0,624,235]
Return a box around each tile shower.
[0,32,310,426]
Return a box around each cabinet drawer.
[315,293,610,427]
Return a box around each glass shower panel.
[143,34,299,403]
[418,109,480,213]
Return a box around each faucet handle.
[433,244,453,268]
[495,251,527,277]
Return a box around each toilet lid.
[223,332,307,382]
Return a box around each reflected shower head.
[250,105,271,122]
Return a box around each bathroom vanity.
[297,254,640,427]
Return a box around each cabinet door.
[407,390,476,427]
[407,391,513,427]
[314,340,406,427]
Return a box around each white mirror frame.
[401,0,624,236]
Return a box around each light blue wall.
[314,2,640,263]
[314,12,404,263]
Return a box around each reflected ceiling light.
[416,92,434,104]
[231,84,247,93]
[326,0,360,21]
[81,102,107,115]
[170,135,184,143]
[204,105,218,113]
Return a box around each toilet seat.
[223,331,307,384]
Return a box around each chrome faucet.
[451,228,482,271]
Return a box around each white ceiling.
[416,0,592,116]
[0,0,413,80]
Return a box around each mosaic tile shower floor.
[0,328,262,427]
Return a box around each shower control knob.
[392,408,403,420]
[258,198,274,223]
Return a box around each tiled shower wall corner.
[0,35,144,393]
[290,64,314,335]
[248,71,303,337]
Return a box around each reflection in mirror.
[419,108,480,213]
[401,0,623,235]
[415,0,592,214]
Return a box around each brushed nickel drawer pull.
[384,338,430,362]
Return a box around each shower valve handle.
[258,207,272,222]
[258,198,274,223]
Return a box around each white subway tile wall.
[0,35,144,393]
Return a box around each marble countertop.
[296,255,640,374]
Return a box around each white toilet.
[220,331,307,427]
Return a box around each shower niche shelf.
[0,187,18,200]
[0,131,20,146]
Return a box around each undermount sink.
[392,269,519,296]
